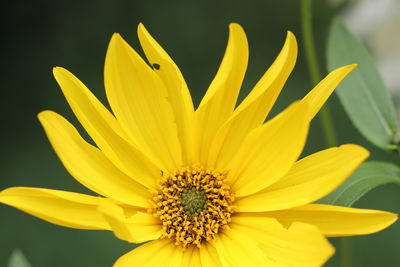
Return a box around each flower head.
[0,23,397,266]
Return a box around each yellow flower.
[0,23,397,266]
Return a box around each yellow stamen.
[150,164,234,249]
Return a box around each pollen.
[150,164,234,249]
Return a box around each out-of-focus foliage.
[320,161,400,206]
[327,20,400,150]
[321,19,400,215]
[8,250,32,267]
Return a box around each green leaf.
[327,19,399,150]
[7,249,32,267]
[319,161,400,206]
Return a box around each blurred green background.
[1,0,399,266]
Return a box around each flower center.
[150,164,234,249]
[180,188,208,215]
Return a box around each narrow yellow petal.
[199,243,222,267]
[190,248,202,267]
[181,246,194,266]
[98,199,162,243]
[228,101,309,197]
[269,144,369,190]
[105,33,182,170]
[0,187,109,230]
[232,215,334,266]
[53,67,160,189]
[193,23,249,164]
[39,111,152,208]
[153,244,183,267]
[113,239,181,267]
[137,23,195,164]
[210,228,275,266]
[268,204,398,237]
[169,244,184,267]
[53,66,130,140]
[208,31,298,169]
[301,64,357,120]
[235,144,369,212]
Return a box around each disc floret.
[150,164,234,248]
[180,188,208,215]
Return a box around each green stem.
[300,0,338,148]
[301,0,352,266]
[340,237,353,267]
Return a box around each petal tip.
[37,110,62,128]
[349,63,358,69]
[228,23,246,37]
[137,23,152,43]
[286,30,295,40]
[37,111,45,121]
[108,33,133,55]
[229,22,243,29]
[0,187,24,200]
[107,33,127,62]
[137,22,146,33]
[110,33,123,45]
[276,31,297,64]
[37,110,52,121]
[338,144,370,162]
[344,63,358,73]
[390,212,398,223]
[52,66,69,78]
[52,66,61,76]
[335,63,358,76]
[286,30,298,47]
[349,144,370,158]
[367,210,398,234]
[385,211,398,224]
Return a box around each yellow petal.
[104,33,182,170]
[268,203,398,237]
[53,67,159,189]
[181,246,194,266]
[98,199,162,243]
[169,244,184,267]
[53,67,130,140]
[137,23,195,164]
[192,249,202,267]
[228,101,309,197]
[208,31,298,169]
[232,215,334,267]
[301,64,357,120]
[0,187,109,230]
[210,228,275,266]
[38,111,152,208]
[199,243,222,267]
[192,23,248,164]
[113,239,182,267]
[235,144,368,212]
